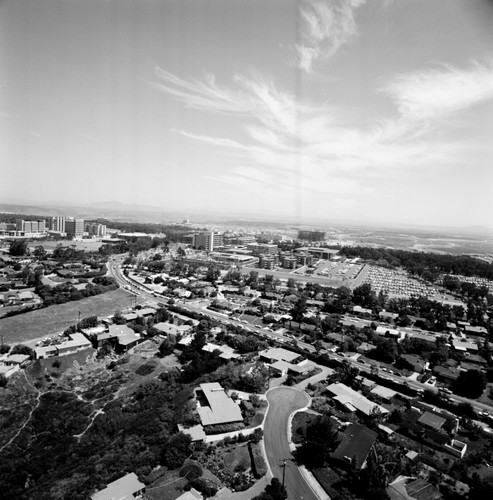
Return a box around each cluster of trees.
[215,331,268,354]
[339,246,493,280]
[34,277,117,306]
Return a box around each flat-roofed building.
[90,472,145,500]
[85,222,107,237]
[15,219,46,234]
[259,347,301,364]
[196,382,243,427]
[193,232,223,251]
[48,216,66,232]
[247,243,278,255]
[65,218,85,238]
[34,345,58,359]
[202,343,240,360]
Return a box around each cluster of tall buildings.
[0,217,106,239]
[15,219,46,233]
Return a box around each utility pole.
[281,458,287,488]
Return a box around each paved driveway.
[264,387,318,500]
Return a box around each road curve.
[264,387,318,500]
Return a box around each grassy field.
[0,289,136,345]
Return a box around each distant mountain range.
[0,201,492,236]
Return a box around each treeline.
[339,246,493,280]
[0,213,48,224]
[91,219,196,241]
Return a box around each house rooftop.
[91,472,145,500]
[418,411,446,431]
[259,347,301,363]
[332,424,377,470]
[327,383,389,417]
[196,382,243,427]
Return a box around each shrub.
[248,441,267,478]
[249,428,264,443]
[203,422,245,435]
[179,463,202,481]
[189,478,218,498]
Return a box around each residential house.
[195,382,243,429]
[326,383,389,418]
[331,424,378,470]
[202,343,240,360]
[90,472,145,500]
[353,305,373,317]
[259,347,302,365]
[399,354,427,374]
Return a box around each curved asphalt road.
[265,387,318,500]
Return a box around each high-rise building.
[15,219,46,233]
[193,232,223,251]
[297,230,326,242]
[85,223,107,237]
[65,218,85,238]
[48,216,67,232]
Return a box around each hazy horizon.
[2,1,493,227]
[2,200,493,237]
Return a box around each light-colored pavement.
[264,387,319,500]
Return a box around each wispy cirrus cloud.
[382,61,493,120]
[153,60,493,198]
[296,0,366,73]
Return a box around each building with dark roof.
[331,424,378,470]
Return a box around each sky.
[1,0,493,227]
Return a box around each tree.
[205,265,221,283]
[33,245,47,260]
[297,415,340,468]
[161,432,192,468]
[158,338,175,357]
[0,344,11,355]
[9,239,28,256]
[291,294,307,322]
[454,369,486,399]
[11,344,35,358]
[113,309,126,325]
[248,270,259,286]
[252,478,287,500]
[352,283,376,309]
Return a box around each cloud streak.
[382,61,493,120]
[296,0,366,73]
[154,60,493,200]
